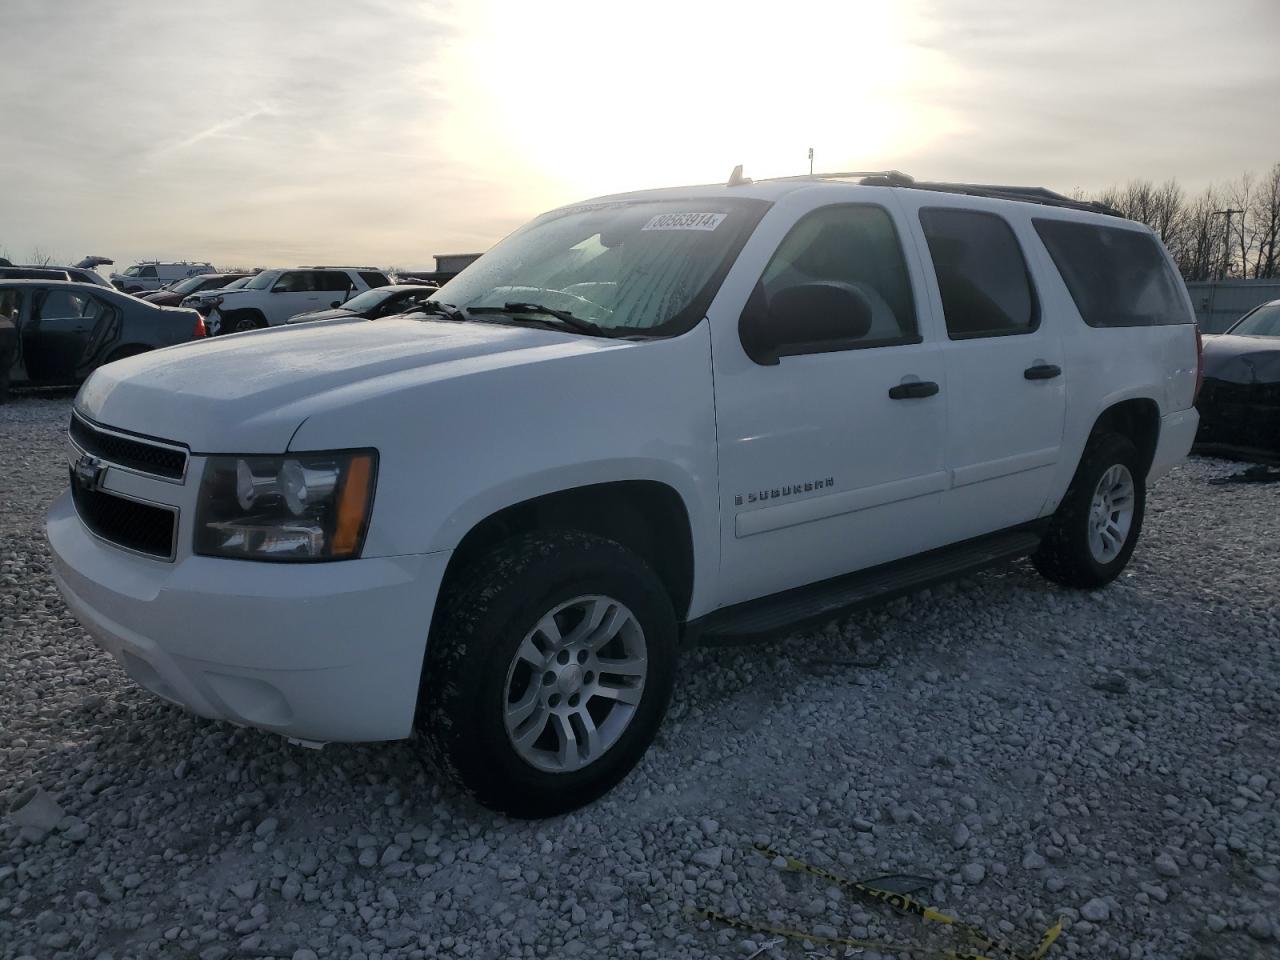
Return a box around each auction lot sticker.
[641,212,727,231]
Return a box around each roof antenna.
[726,164,752,187]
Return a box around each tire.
[1032,432,1146,589]
[226,311,267,334]
[0,347,11,404]
[106,345,150,364]
[417,531,677,818]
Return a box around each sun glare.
[438,0,956,206]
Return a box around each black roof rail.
[902,180,1124,217]
[754,169,916,187]
[736,166,1123,217]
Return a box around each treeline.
[1077,163,1280,281]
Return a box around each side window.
[1033,219,1192,327]
[359,271,391,288]
[316,271,354,292]
[0,288,20,322]
[273,271,314,293]
[139,265,157,278]
[755,204,918,351]
[37,290,92,319]
[918,208,1038,339]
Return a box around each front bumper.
[1148,407,1199,483]
[48,489,449,742]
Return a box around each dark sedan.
[284,283,438,325]
[0,280,205,401]
[140,272,251,307]
[1195,299,1280,461]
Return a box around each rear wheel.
[225,311,268,334]
[1033,432,1145,588]
[417,531,676,817]
[106,345,150,364]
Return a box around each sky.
[2,0,1278,273]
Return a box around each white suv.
[110,261,214,294]
[207,266,391,334]
[48,172,1201,817]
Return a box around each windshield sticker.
[641,212,727,232]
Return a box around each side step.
[688,525,1044,644]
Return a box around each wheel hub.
[1087,463,1135,564]
[556,663,584,698]
[502,595,648,773]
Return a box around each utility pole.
[808,147,814,175]
[1214,208,1244,279]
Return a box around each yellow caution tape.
[693,844,1062,960]
[691,906,1001,959]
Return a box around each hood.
[1202,334,1280,384]
[75,317,624,453]
[286,307,359,324]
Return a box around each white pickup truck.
[48,171,1201,817]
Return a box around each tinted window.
[316,271,354,292]
[0,288,20,321]
[758,204,917,346]
[919,209,1038,338]
[273,271,316,293]
[39,290,95,318]
[1033,219,1191,327]
[139,266,157,278]
[359,271,390,288]
[1230,302,1280,337]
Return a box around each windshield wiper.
[469,302,609,337]
[410,300,469,322]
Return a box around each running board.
[687,525,1045,644]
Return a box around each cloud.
[0,0,1276,270]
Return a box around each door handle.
[888,380,940,399]
[1024,363,1062,380]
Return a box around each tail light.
[193,315,207,339]
[1193,326,1204,405]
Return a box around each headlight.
[195,450,376,561]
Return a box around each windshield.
[340,287,399,312]
[245,270,281,290]
[1230,302,1280,337]
[123,266,141,277]
[223,276,251,290]
[433,197,768,335]
[170,275,213,295]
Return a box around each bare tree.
[1179,187,1222,281]
[1249,163,1280,279]
[27,246,56,267]
[1150,179,1185,246]
[1224,172,1256,278]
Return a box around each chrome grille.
[68,413,188,481]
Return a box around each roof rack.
[728,166,1122,216]
[298,265,381,270]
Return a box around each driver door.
[709,194,951,607]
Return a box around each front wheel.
[417,531,676,817]
[1033,432,1146,588]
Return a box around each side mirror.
[739,281,873,365]
[330,300,342,308]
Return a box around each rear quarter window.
[359,271,391,288]
[1033,219,1191,327]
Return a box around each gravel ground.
[2,394,1278,960]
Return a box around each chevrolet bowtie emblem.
[73,454,106,491]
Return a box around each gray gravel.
[2,393,1278,960]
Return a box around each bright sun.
[436,0,958,207]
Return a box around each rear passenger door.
[316,271,356,307]
[904,200,1067,541]
[22,288,114,383]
